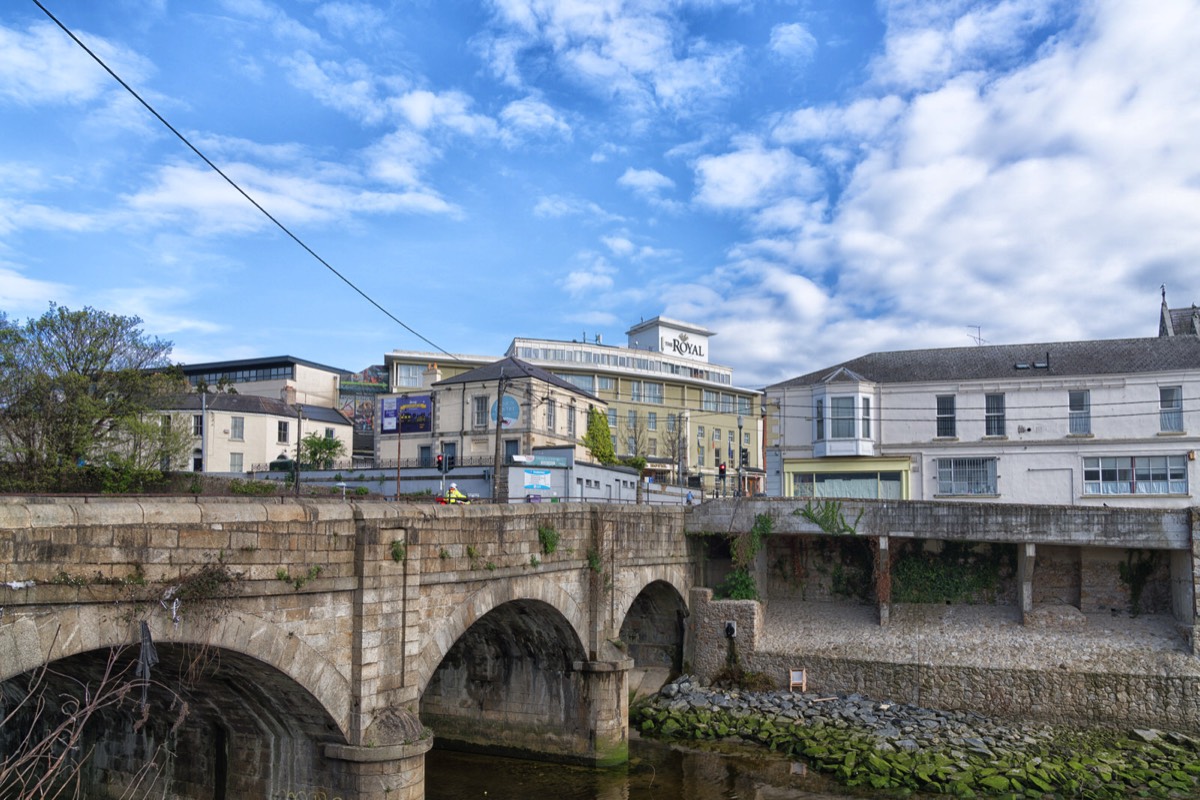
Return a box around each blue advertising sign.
[398,394,432,434]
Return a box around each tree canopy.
[0,304,182,487]
[582,407,616,465]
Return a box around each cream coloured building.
[163,393,353,475]
[379,317,764,493]
[764,334,1200,508]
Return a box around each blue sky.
[2,0,1199,387]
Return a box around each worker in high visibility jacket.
[446,483,467,504]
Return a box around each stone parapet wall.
[687,497,1192,549]
[0,497,360,586]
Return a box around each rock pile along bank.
[632,676,1200,798]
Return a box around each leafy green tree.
[298,432,346,469]
[0,304,177,482]
[582,407,616,465]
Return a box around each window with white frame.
[567,404,576,436]
[598,376,615,391]
[1069,390,1091,434]
[627,436,636,454]
[936,457,997,495]
[396,364,422,388]
[697,425,705,442]
[1160,386,1183,432]
[985,393,1006,436]
[647,412,657,430]
[720,394,735,413]
[936,395,956,437]
[649,438,657,455]
[830,396,855,439]
[627,410,637,429]
[546,400,556,431]
[667,414,676,432]
[814,399,825,441]
[629,380,643,402]
[702,390,718,411]
[230,416,244,440]
[644,382,664,404]
[229,453,243,473]
[473,396,488,428]
[1083,455,1187,495]
[325,427,335,439]
[608,408,618,428]
[738,396,751,415]
[862,398,871,438]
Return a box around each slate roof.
[767,336,1200,389]
[434,356,600,401]
[1162,306,1200,337]
[161,393,352,425]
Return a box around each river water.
[425,735,886,800]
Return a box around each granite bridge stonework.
[0,499,693,799]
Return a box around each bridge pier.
[325,739,433,800]
[574,658,634,767]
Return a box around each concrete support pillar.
[876,535,890,627]
[573,658,634,766]
[1018,542,1036,624]
[325,739,432,800]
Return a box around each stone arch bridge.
[0,499,693,799]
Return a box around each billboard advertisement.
[380,394,432,434]
[398,395,432,434]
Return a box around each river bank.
[633,675,1200,797]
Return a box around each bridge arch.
[413,572,589,696]
[614,565,691,676]
[1,604,353,739]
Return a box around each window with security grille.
[985,393,1006,436]
[936,395,956,437]
[1160,386,1183,432]
[936,457,997,495]
[1069,390,1090,434]
[1083,455,1187,495]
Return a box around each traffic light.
[447,455,456,470]
[740,448,749,467]
[436,453,445,472]
[719,462,726,479]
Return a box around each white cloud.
[283,51,393,125]
[0,265,71,315]
[617,167,674,194]
[769,22,818,64]
[678,0,1200,385]
[479,0,744,116]
[315,2,388,41]
[693,139,822,211]
[394,90,499,138]
[0,21,151,106]
[500,97,572,141]
[533,194,622,222]
[560,255,616,295]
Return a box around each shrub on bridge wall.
[891,540,1015,605]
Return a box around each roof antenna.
[967,325,988,346]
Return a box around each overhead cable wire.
[32,0,457,360]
